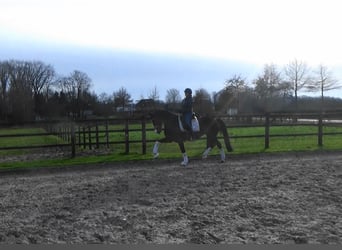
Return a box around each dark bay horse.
[150,110,233,166]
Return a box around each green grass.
[1,123,342,171]
[0,127,66,156]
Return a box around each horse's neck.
[156,110,179,120]
[168,111,181,116]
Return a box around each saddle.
[178,113,200,132]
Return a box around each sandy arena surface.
[0,151,341,244]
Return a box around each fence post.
[78,125,81,147]
[95,122,99,149]
[318,113,323,147]
[67,125,70,142]
[125,119,129,154]
[141,118,146,155]
[64,127,67,141]
[265,113,270,149]
[83,126,86,149]
[71,123,76,158]
[88,125,92,150]
[58,126,61,139]
[105,120,109,148]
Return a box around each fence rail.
[1,112,342,157]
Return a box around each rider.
[181,88,193,138]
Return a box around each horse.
[149,110,233,166]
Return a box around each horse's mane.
[152,109,179,118]
[153,109,216,120]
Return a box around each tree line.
[0,59,341,123]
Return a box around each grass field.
[1,123,342,170]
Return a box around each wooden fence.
[0,118,153,158]
[1,112,342,158]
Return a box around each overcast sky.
[1,0,342,100]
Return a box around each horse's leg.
[203,136,225,163]
[216,140,226,163]
[178,142,189,166]
[152,141,160,158]
[202,147,212,159]
[202,135,215,159]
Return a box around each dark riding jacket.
[181,95,193,130]
[181,95,193,113]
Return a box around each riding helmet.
[184,88,192,94]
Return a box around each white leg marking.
[181,153,189,166]
[153,141,160,159]
[202,147,212,159]
[220,148,226,163]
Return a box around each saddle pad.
[178,115,186,132]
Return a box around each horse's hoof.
[153,153,159,159]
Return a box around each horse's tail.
[216,118,233,152]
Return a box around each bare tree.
[253,64,286,111]
[165,88,181,111]
[224,74,248,112]
[70,70,92,93]
[214,90,234,114]
[0,61,10,119]
[29,61,56,117]
[254,64,283,98]
[7,60,35,121]
[98,92,112,104]
[58,70,92,118]
[148,85,160,101]
[2,60,57,120]
[94,92,114,116]
[284,59,311,110]
[306,64,341,108]
[165,88,181,103]
[29,61,56,98]
[0,61,10,97]
[7,60,31,90]
[224,74,247,91]
[193,88,214,115]
[113,87,132,112]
